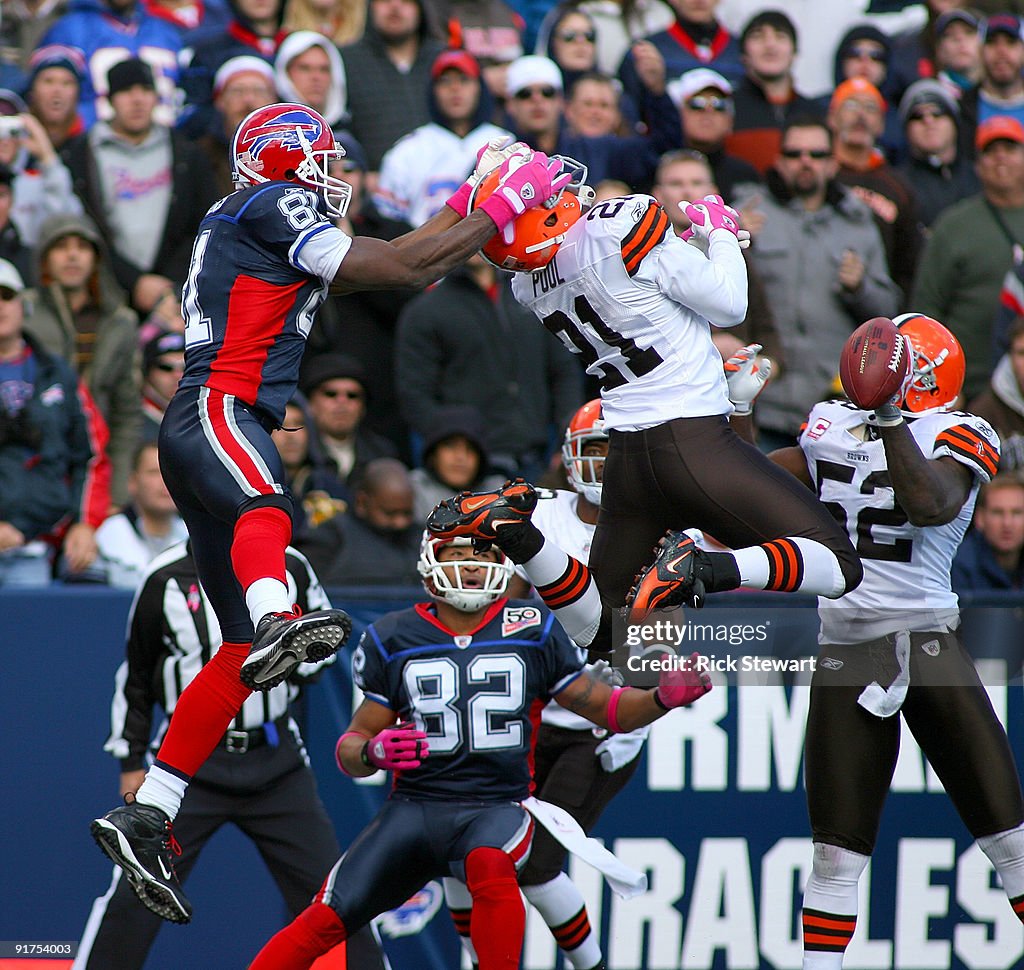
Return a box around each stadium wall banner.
[4,588,1024,969]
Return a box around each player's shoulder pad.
[928,410,1001,480]
[800,399,858,441]
[584,194,672,277]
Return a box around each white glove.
[596,729,647,772]
[724,343,772,415]
[589,659,624,688]
[475,136,530,182]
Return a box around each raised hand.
[724,343,773,415]
[680,194,742,243]
[478,153,573,230]
[654,652,712,709]
[446,137,533,217]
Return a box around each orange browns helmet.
[469,155,593,272]
[894,313,966,416]
[562,399,606,505]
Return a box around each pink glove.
[445,137,531,217]
[682,194,741,242]
[478,153,574,231]
[654,652,712,709]
[364,721,430,771]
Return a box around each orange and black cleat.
[626,530,709,623]
[427,478,539,544]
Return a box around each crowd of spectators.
[1,0,1023,591]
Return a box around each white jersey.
[516,491,643,742]
[799,400,999,644]
[374,121,513,228]
[511,195,747,431]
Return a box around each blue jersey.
[354,600,586,802]
[177,182,352,426]
[41,0,183,127]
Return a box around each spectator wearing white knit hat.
[195,55,278,196]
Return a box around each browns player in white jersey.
[429,161,863,659]
[764,314,1024,969]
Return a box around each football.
[839,317,910,410]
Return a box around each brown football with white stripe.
[839,316,910,410]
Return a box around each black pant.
[76,730,385,969]
[805,631,1024,856]
[590,415,860,605]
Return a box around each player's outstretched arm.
[331,210,501,292]
[331,152,571,293]
[554,653,712,733]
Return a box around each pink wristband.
[335,731,370,776]
[445,180,474,219]
[606,686,627,734]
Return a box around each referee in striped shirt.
[74,541,387,970]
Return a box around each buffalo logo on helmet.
[237,108,324,173]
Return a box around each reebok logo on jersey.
[819,657,844,670]
[502,606,541,637]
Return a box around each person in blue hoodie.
[40,0,182,127]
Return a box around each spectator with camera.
[0,258,108,586]
[0,88,83,249]
[22,213,140,508]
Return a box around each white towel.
[857,630,911,718]
[522,796,648,898]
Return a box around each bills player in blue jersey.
[249,532,712,970]
[90,106,572,924]
[730,315,1024,969]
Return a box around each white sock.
[733,537,845,597]
[522,541,602,647]
[244,577,292,629]
[802,842,869,969]
[978,823,1024,903]
[134,765,189,820]
[523,874,602,969]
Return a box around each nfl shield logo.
[454,635,472,649]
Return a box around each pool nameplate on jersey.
[531,257,566,297]
[502,606,542,637]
